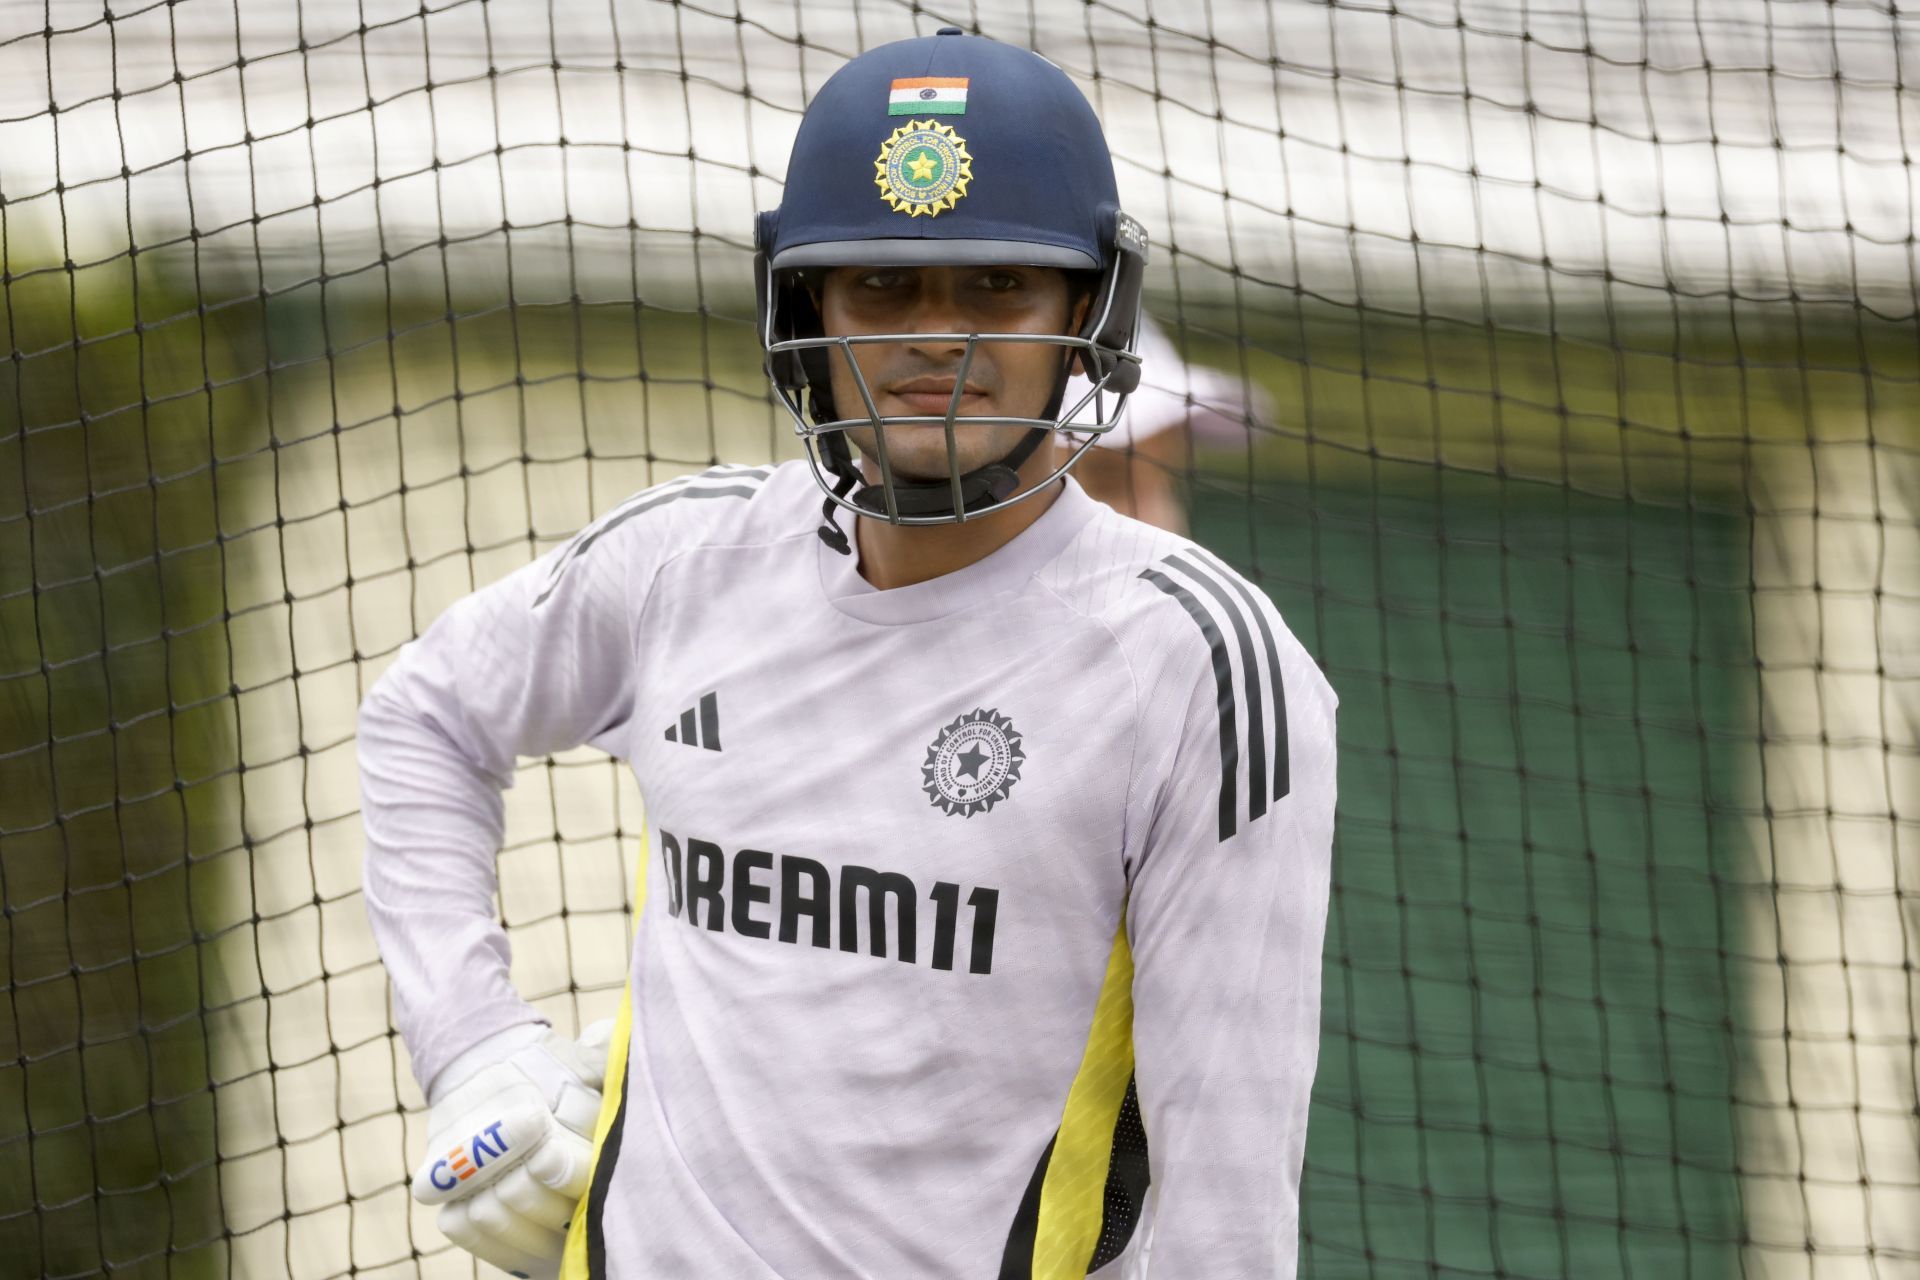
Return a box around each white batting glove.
[411,1019,615,1279]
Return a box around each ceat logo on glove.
[426,1119,510,1191]
[411,1104,550,1204]
[407,1019,613,1280]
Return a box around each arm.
[358,530,642,1093]
[1123,590,1338,1276]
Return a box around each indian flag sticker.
[888,76,968,116]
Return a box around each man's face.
[816,264,1082,482]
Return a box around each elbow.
[356,670,417,795]
[356,663,439,892]
[358,652,415,731]
[357,677,408,897]
[357,658,405,761]
[357,658,485,781]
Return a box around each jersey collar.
[816,476,1098,626]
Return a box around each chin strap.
[815,478,859,556]
[848,426,1046,519]
[816,413,862,556]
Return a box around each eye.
[856,269,909,290]
[975,270,1023,292]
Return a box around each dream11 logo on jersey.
[654,832,1001,975]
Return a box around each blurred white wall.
[1,0,1910,311]
[1746,436,1920,1280]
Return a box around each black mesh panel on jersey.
[1087,1073,1151,1271]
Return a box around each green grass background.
[1197,475,1754,1278]
[1,250,254,1275]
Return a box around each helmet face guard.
[752,30,1150,531]
[755,206,1150,527]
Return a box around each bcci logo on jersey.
[922,708,1024,817]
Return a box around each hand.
[411,1019,615,1279]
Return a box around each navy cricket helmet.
[754,28,1149,543]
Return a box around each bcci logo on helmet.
[922,708,1024,817]
[874,119,973,217]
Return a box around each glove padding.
[411,1019,615,1279]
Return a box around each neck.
[852,441,1064,590]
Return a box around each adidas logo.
[665,691,722,751]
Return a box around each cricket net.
[1,0,1915,1276]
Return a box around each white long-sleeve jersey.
[358,460,1337,1280]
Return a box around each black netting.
[2,1,1914,1276]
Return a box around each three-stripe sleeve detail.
[1193,547,1290,802]
[1139,552,1291,841]
[1166,554,1268,824]
[1139,567,1239,841]
[533,466,770,607]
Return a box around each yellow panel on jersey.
[1028,920,1136,1279]
[559,836,648,1280]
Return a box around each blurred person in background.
[1062,313,1269,535]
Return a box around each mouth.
[883,378,990,417]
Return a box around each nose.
[902,273,969,358]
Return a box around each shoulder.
[572,459,815,555]
[1044,502,1336,725]
[534,460,817,604]
[1054,511,1339,849]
